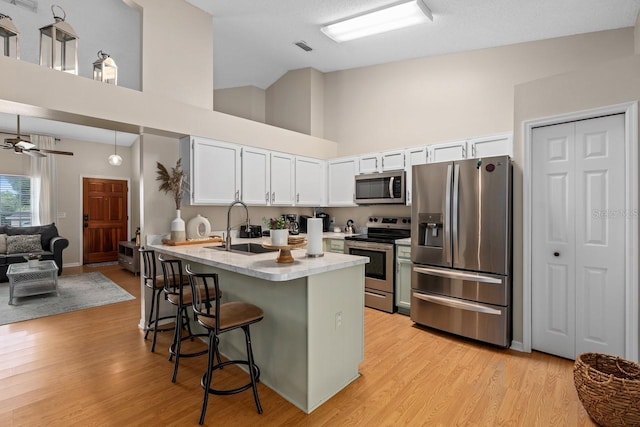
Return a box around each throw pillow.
[6,234,43,254]
[6,223,59,250]
[0,233,6,253]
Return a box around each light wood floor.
[0,264,595,426]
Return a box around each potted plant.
[156,159,189,242]
[263,216,289,246]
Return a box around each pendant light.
[0,13,20,59]
[108,130,122,166]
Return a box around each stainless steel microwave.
[355,171,406,205]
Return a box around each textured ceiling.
[186,0,640,90]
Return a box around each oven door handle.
[413,292,502,315]
[413,266,502,284]
[365,290,387,299]
[345,241,393,252]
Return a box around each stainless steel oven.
[345,239,395,312]
[355,171,406,205]
[344,216,411,313]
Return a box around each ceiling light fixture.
[321,0,433,43]
[108,130,122,166]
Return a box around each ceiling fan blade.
[16,140,36,150]
[39,148,74,156]
[23,149,46,158]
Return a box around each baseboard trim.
[510,340,526,352]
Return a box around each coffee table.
[7,260,59,305]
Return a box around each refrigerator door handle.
[452,163,460,263]
[413,266,503,284]
[413,292,502,315]
[444,164,452,264]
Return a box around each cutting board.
[162,236,222,246]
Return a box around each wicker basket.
[574,353,640,426]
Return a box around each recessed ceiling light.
[321,0,433,43]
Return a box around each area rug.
[0,272,135,326]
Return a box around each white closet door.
[574,115,625,357]
[532,114,626,359]
[532,122,576,359]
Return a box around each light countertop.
[149,237,368,282]
[395,238,411,245]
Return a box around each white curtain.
[30,135,57,226]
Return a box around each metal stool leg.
[244,325,263,414]
[150,288,164,353]
[199,330,216,425]
[144,286,157,340]
[171,304,185,382]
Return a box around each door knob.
[553,252,560,257]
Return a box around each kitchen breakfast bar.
[149,240,368,414]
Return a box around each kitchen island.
[149,239,368,414]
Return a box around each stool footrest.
[201,360,261,396]
[169,333,209,358]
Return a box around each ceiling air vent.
[294,41,312,52]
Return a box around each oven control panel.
[367,216,411,230]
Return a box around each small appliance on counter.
[315,212,331,232]
[345,219,355,234]
[285,214,300,235]
[238,224,262,238]
[299,215,312,233]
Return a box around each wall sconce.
[0,13,20,59]
[108,130,122,166]
[93,50,118,85]
[39,4,78,74]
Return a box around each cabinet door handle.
[472,145,476,157]
[235,190,239,200]
[296,193,300,203]
[381,157,384,170]
[265,191,269,202]
[271,192,275,203]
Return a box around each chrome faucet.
[226,199,250,251]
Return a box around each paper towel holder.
[306,252,324,258]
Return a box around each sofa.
[0,223,69,282]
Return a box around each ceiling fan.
[3,115,74,157]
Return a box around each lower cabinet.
[396,244,411,315]
[118,241,140,275]
[324,238,345,254]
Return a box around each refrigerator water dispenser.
[418,213,443,248]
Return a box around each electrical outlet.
[330,216,336,224]
[58,212,67,218]
[335,311,342,329]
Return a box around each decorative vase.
[270,229,288,246]
[186,214,212,240]
[171,209,186,242]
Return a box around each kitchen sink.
[206,243,278,255]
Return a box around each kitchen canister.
[306,218,324,257]
[186,214,212,240]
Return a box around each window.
[0,175,32,226]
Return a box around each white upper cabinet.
[241,146,271,205]
[358,150,405,173]
[270,152,295,206]
[404,146,428,205]
[327,157,358,206]
[468,133,513,158]
[381,150,405,171]
[181,137,241,205]
[295,156,325,206]
[428,140,467,163]
[358,153,379,174]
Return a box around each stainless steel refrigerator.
[411,155,512,347]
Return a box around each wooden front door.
[83,178,128,264]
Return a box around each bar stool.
[140,248,177,353]
[158,255,212,383]
[186,265,264,425]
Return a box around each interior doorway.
[82,177,129,264]
[523,102,639,362]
